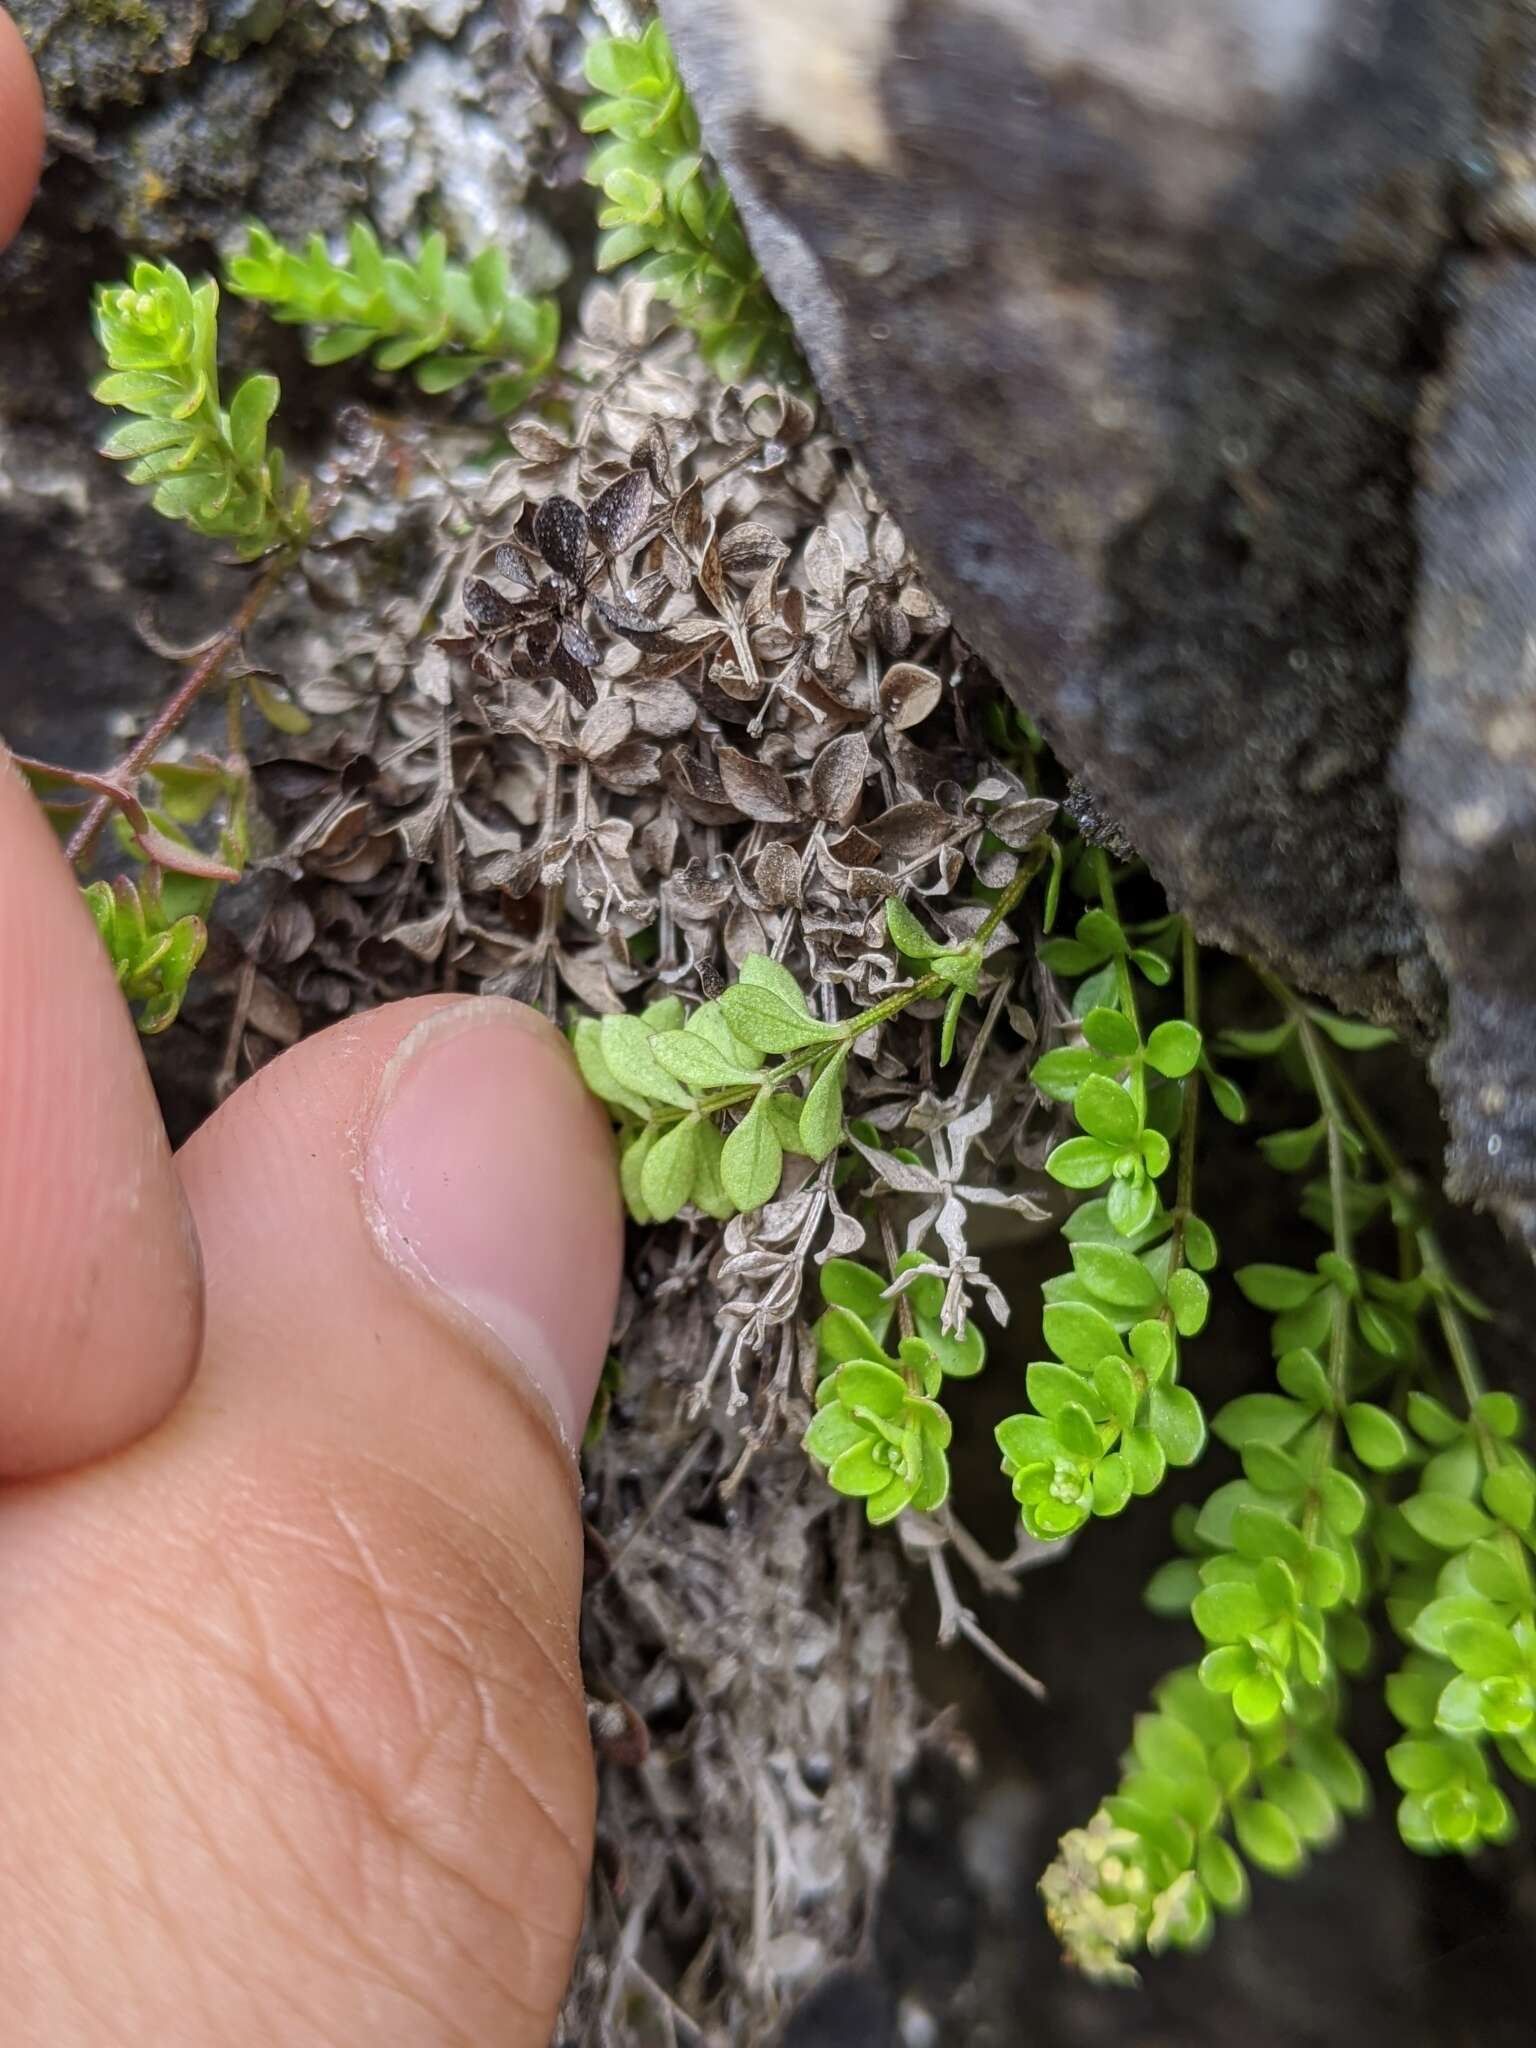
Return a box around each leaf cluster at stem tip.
[805,1253,988,1525]
[83,874,208,1036]
[582,22,805,388]
[93,259,309,558]
[225,221,560,414]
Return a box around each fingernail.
[363,1000,623,1448]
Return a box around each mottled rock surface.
[659,0,1536,1243]
[1402,256,1536,1239]
[7,0,571,291]
[0,0,575,776]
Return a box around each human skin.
[0,16,621,2041]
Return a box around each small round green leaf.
[1192,1579,1269,1643]
[819,1260,890,1326]
[1031,1047,1114,1102]
[1183,1214,1219,1272]
[1043,1301,1124,1369]
[1045,1135,1119,1189]
[638,1114,702,1222]
[799,1052,847,1163]
[1075,1074,1142,1145]
[1107,1174,1160,1236]
[1092,1453,1133,1516]
[1167,1267,1210,1337]
[1343,1401,1411,1471]
[1081,1005,1140,1057]
[1026,1360,1094,1419]
[1234,1264,1322,1312]
[1145,1019,1202,1078]
[1197,1835,1248,1912]
[1093,1354,1140,1432]
[835,1360,908,1417]
[1145,1558,1201,1616]
[718,984,842,1054]
[1071,1241,1162,1310]
[720,1094,783,1212]
[1484,1465,1536,1533]
[1406,1390,1462,1447]
[1150,1383,1206,1467]
[1231,1797,1304,1875]
[1055,1401,1102,1460]
[650,1029,761,1090]
[1212,1392,1310,1449]
[1401,1492,1496,1550]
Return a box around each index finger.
[0,757,204,1476]
[0,7,44,250]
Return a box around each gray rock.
[4,1,568,300]
[659,0,1536,1239]
[0,0,571,776]
[1402,255,1536,1240]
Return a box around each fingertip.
[0,759,204,1477]
[0,8,44,250]
[363,998,624,1447]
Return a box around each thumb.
[3,996,622,2045]
[181,994,622,1450]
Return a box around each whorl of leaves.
[93,260,309,557]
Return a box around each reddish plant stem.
[65,553,291,868]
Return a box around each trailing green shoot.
[582,22,804,387]
[996,854,1226,1539]
[1041,970,1536,1981]
[226,222,560,413]
[93,260,309,558]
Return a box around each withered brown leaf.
[989,796,1060,849]
[809,732,869,826]
[718,523,789,575]
[865,800,959,859]
[588,469,652,555]
[879,660,943,731]
[717,744,799,824]
[463,577,523,632]
[534,496,588,580]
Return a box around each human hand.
[0,19,622,2040]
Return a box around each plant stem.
[66,550,294,868]
[1173,920,1201,1232]
[1294,1010,1354,1538]
[1157,923,1202,1339]
[1094,849,1145,1117]
[1258,968,1502,1466]
[1259,970,1496,1421]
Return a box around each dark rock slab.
[658,0,1536,1238]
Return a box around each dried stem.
[66,550,294,867]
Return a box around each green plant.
[995,853,1224,1539]
[574,858,1041,1230]
[803,1253,987,1522]
[83,874,210,1036]
[50,258,309,1031]
[225,221,561,414]
[1038,971,1536,1982]
[93,259,310,558]
[582,22,804,387]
